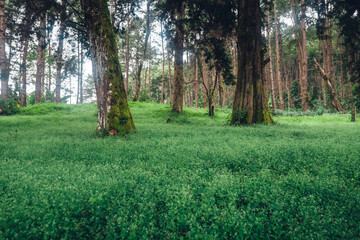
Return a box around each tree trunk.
[48,35,52,93]
[55,0,66,103]
[291,0,309,111]
[80,43,83,103]
[133,0,151,102]
[161,23,165,103]
[194,47,199,108]
[35,12,46,103]
[125,4,130,93]
[172,2,185,113]
[81,0,135,135]
[167,48,172,104]
[77,32,80,104]
[274,0,284,110]
[230,0,273,125]
[266,1,277,112]
[314,58,344,113]
[339,45,345,100]
[201,52,208,108]
[21,36,29,107]
[0,0,9,100]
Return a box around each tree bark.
[172,2,185,113]
[0,0,9,100]
[81,0,135,134]
[20,36,29,107]
[161,22,165,103]
[266,1,277,112]
[274,0,284,110]
[133,0,151,102]
[55,0,66,103]
[194,46,199,108]
[125,4,130,93]
[35,12,46,103]
[230,0,273,125]
[290,0,309,111]
[167,48,172,104]
[314,58,344,113]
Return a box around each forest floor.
[0,102,359,239]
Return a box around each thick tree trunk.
[230,0,273,125]
[35,12,46,103]
[172,2,185,113]
[314,58,344,113]
[0,0,9,100]
[81,0,135,135]
[21,36,29,107]
[266,1,277,112]
[274,0,284,110]
[55,0,66,103]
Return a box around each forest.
[0,0,359,239]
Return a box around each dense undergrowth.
[0,102,359,239]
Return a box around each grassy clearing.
[0,102,359,239]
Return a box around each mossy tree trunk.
[172,2,185,113]
[230,0,273,125]
[81,0,135,135]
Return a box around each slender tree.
[0,0,9,100]
[274,0,285,110]
[266,0,277,112]
[55,0,66,102]
[35,12,46,103]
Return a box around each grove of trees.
[0,0,359,133]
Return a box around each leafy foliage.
[0,102,359,239]
[0,98,20,115]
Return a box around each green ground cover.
[0,102,359,239]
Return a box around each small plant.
[229,109,248,125]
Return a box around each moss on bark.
[82,0,135,135]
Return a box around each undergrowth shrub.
[0,98,20,115]
[138,89,152,102]
[20,103,72,115]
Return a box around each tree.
[266,0,277,112]
[230,0,273,125]
[81,0,135,135]
[172,1,185,113]
[290,0,309,111]
[274,0,285,110]
[0,0,9,100]
[55,0,66,103]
